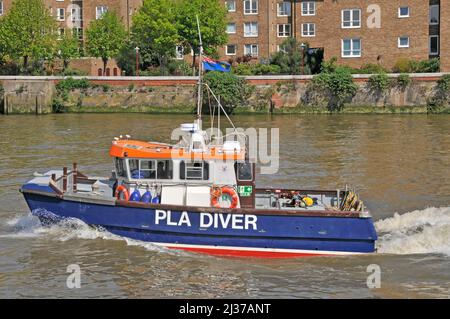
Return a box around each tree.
[175,0,228,72]
[132,0,179,75]
[0,0,57,73]
[57,31,81,71]
[86,11,127,75]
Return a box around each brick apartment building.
[0,0,449,72]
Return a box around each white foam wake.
[3,210,173,254]
[375,207,450,256]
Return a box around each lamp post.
[135,46,140,76]
[300,43,307,75]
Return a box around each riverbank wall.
[1,74,449,114]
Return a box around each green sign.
[238,186,253,197]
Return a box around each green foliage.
[367,73,391,93]
[396,73,411,89]
[167,60,192,76]
[270,38,322,75]
[0,0,58,73]
[427,74,450,113]
[57,31,81,71]
[310,67,358,111]
[115,41,138,76]
[132,0,179,75]
[203,71,253,114]
[128,84,135,92]
[86,11,127,75]
[232,63,281,75]
[53,77,91,112]
[176,0,228,68]
[359,63,388,74]
[393,57,440,73]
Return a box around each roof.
[109,139,246,161]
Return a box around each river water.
[0,113,449,298]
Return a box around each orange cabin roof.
[109,140,246,161]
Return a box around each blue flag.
[202,56,231,72]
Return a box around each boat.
[20,19,377,258]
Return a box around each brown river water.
[0,113,449,298]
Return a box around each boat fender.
[151,196,160,204]
[141,191,152,204]
[130,189,141,202]
[115,185,130,201]
[211,186,239,209]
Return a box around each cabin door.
[235,161,256,209]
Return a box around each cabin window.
[115,158,127,177]
[236,162,253,181]
[180,161,209,180]
[128,159,173,180]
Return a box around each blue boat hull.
[21,185,377,258]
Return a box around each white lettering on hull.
[155,210,258,230]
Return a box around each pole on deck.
[73,163,78,193]
[62,167,68,192]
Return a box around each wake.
[375,206,450,256]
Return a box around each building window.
[244,0,258,15]
[0,1,3,16]
[342,38,361,57]
[342,9,361,28]
[57,8,65,21]
[57,28,65,40]
[302,23,315,37]
[74,28,83,40]
[429,35,439,55]
[244,44,258,57]
[226,23,236,34]
[301,1,315,16]
[430,5,439,25]
[176,46,184,60]
[244,22,258,37]
[226,44,237,55]
[277,2,291,17]
[277,45,287,53]
[96,6,108,19]
[180,161,209,181]
[277,24,291,37]
[71,6,82,22]
[398,36,410,48]
[225,1,236,12]
[398,7,409,18]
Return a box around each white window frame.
[429,35,439,55]
[277,2,291,17]
[226,23,236,34]
[301,23,315,37]
[244,44,258,57]
[226,44,237,56]
[429,4,439,25]
[342,9,361,29]
[277,45,287,53]
[342,38,361,58]
[56,8,65,21]
[244,22,258,37]
[277,24,291,37]
[96,6,108,20]
[243,0,258,15]
[398,7,410,18]
[301,1,316,16]
[225,1,236,12]
[398,36,410,48]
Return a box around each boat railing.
[49,163,89,195]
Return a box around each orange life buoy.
[115,185,130,201]
[211,186,239,209]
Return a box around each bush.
[310,67,358,111]
[203,71,253,114]
[396,73,411,89]
[53,77,92,113]
[392,58,413,73]
[167,60,192,76]
[367,73,391,93]
[393,57,440,73]
[359,63,387,74]
[56,68,88,76]
[233,63,282,76]
[427,74,450,112]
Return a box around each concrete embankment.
[0,74,449,114]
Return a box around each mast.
[196,15,203,130]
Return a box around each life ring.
[115,185,130,201]
[211,186,239,209]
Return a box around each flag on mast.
[202,56,231,72]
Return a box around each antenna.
[196,15,203,128]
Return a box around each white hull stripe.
[151,242,363,255]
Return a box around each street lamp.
[135,46,140,76]
[300,43,307,75]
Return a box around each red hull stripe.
[159,244,360,259]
